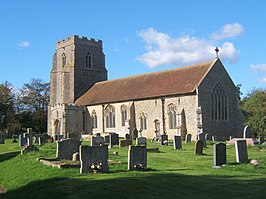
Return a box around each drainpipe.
[161,98,166,134]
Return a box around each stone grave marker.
[185,134,192,143]
[194,140,203,155]
[38,134,48,146]
[19,134,27,147]
[96,133,101,137]
[259,136,264,145]
[243,125,252,138]
[205,133,211,141]
[56,138,81,160]
[128,145,147,171]
[213,143,226,168]
[0,131,5,144]
[21,128,39,154]
[109,133,119,147]
[198,133,206,148]
[80,145,108,174]
[160,134,168,145]
[173,135,182,150]
[136,137,147,146]
[132,128,138,140]
[235,140,248,163]
[125,133,131,140]
[119,139,133,147]
[104,135,110,144]
[212,136,217,142]
[91,136,104,146]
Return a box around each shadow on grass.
[0,151,20,163]
[5,173,266,199]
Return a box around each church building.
[47,35,243,141]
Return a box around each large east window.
[210,83,228,120]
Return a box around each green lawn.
[0,138,265,199]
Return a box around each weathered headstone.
[132,128,138,140]
[185,134,192,143]
[259,136,264,145]
[21,128,39,154]
[104,135,110,144]
[212,136,217,142]
[0,131,5,144]
[198,133,206,148]
[38,134,48,146]
[173,135,182,150]
[205,133,211,141]
[119,139,133,147]
[194,140,203,155]
[125,133,131,140]
[56,138,81,160]
[80,145,108,174]
[109,133,119,147]
[160,134,168,145]
[235,140,248,163]
[128,145,147,171]
[96,133,101,137]
[136,137,147,146]
[213,143,226,167]
[19,134,27,147]
[243,125,252,138]
[91,136,104,146]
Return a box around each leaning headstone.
[198,133,206,148]
[173,135,182,150]
[80,145,108,174]
[213,143,226,168]
[160,134,168,145]
[91,136,104,146]
[109,133,119,147]
[194,140,203,155]
[185,134,192,143]
[56,138,81,160]
[119,139,133,147]
[235,140,248,163]
[259,136,264,145]
[243,125,252,138]
[0,131,5,144]
[136,137,147,146]
[128,145,147,171]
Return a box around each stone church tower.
[48,35,107,139]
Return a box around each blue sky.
[1,0,266,97]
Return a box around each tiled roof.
[75,59,217,106]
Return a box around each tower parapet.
[56,35,102,49]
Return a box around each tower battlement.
[56,35,102,49]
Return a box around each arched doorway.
[54,119,60,140]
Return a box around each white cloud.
[137,27,239,68]
[211,23,244,40]
[17,41,30,49]
[261,77,266,84]
[250,64,266,72]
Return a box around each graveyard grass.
[0,139,266,199]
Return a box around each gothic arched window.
[62,53,66,68]
[91,110,97,128]
[121,105,127,127]
[105,105,115,128]
[140,113,147,130]
[210,83,228,120]
[168,104,177,129]
[85,52,92,68]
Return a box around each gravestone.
[212,136,217,142]
[160,134,168,145]
[104,135,110,144]
[21,128,39,154]
[128,145,147,171]
[136,137,147,146]
[125,133,131,140]
[185,134,192,143]
[96,133,101,137]
[243,125,252,138]
[198,133,206,148]
[0,131,5,144]
[109,133,119,147]
[56,138,81,160]
[213,143,226,167]
[259,136,264,145]
[80,145,108,174]
[235,140,248,163]
[205,133,211,141]
[119,139,133,147]
[38,134,48,146]
[173,135,182,150]
[19,134,27,147]
[132,128,138,140]
[91,136,104,146]
[194,140,203,155]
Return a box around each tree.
[240,88,266,137]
